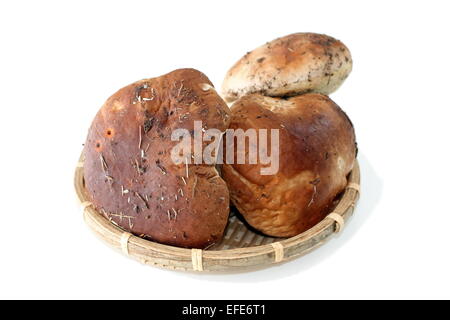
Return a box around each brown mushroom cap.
[83,68,231,249]
[222,33,352,103]
[222,93,356,237]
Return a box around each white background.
[1,0,449,299]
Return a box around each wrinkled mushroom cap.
[222,93,356,237]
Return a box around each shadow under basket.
[74,156,360,273]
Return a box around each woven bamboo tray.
[74,155,360,272]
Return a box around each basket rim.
[74,153,360,271]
